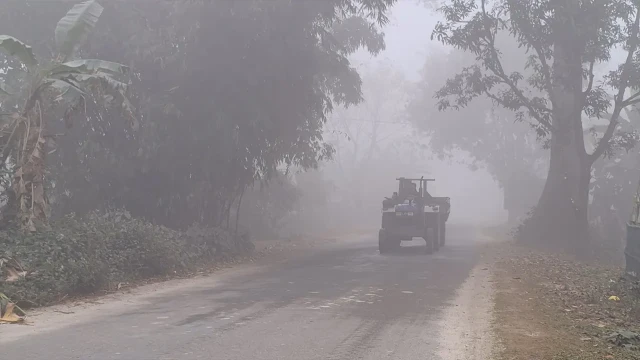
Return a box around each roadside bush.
[84,211,187,279]
[185,223,254,260]
[0,222,108,306]
[0,210,253,307]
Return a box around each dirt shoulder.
[488,236,640,359]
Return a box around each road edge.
[436,229,502,360]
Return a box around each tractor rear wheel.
[379,229,389,254]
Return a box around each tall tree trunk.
[234,186,246,237]
[225,195,233,229]
[526,0,591,252]
[532,137,590,251]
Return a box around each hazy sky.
[352,1,442,80]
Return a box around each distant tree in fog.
[321,62,429,229]
[409,47,547,224]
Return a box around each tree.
[431,0,640,250]
[0,0,133,231]
[327,63,415,184]
[409,46,547,224]
[235,172,302,239]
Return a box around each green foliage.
[431,0,640,162]
[0,35,37,68]
[55,0,104,61]
[0,210,253,307]
[0,1,132,124]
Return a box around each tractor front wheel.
[423,228,434,254]
[432,226,440,252]
[439,221,446,247]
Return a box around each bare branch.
[583,60,595,97]
[503,0,553,94]
[478,4,554,132]
[622,89,640,106]
[590,6,640,164]
[484,90,553,132]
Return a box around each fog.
[309,1,508,229]
[365,1,507,225]
[0,0,637,264]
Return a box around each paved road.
[1,225,482,359]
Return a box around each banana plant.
[0,0,136,231]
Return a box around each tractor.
[378,177,450,254]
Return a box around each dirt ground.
[488,233,640,360]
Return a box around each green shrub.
[84,211,187,279]
[185,223,254,260]
[0,210,253,307]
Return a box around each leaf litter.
[492,241,640,359]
